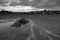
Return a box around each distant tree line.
[0,10,60,15]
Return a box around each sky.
[0,0,60,12]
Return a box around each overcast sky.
[0,0,60,12]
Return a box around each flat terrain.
[0,14,60,34]
[0,14,60,40]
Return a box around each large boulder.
[10,18,30,28]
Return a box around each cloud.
[5,1,11,6]
[34,0,60,9]
[0,0,45,12]
[28,0,34,2]
[4,0,20,3]
[0,0,21,6]
[0,0,60,11]
[0,6,42,12]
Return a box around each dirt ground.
[0,14,60,36]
